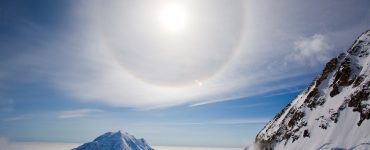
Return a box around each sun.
[195,80,203,87]
[158,3,188,33]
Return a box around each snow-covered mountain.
[247,30,370,150]
[73,130,154,150]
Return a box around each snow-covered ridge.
[247,30,370,150]
[73,130,154,150]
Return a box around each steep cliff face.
[73,130,154,150]
[248,30,370,150]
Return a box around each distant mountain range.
[246,29,370,149]
[73,130,154,150]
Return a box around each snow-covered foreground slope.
[73,130,154,150]
[247,30,370,150]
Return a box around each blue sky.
[0,0,370,148]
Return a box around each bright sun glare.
[158,3,188,33]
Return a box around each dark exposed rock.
[304,58,338,96]
[353,75,365,87]
[337,58,352,86]
[330,85,340,97]
[319,123,328,129]
[303,129,310,138]
[291,134,299,143]
[305,88,320,109]
[348,45,362,55]
[321,58,339,78]
[348,81,370,108]
[330,112,339,123]
[306,58,339,106]
[288,111,305,127]
[347,81,370,126]
[330,58,353,97]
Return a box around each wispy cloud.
[286,33,334,66]
[227,102,271,109]
[1,109,103,121]
[189,76,309,107]
[0,0,313,110]
[0,113,39,122]
[1,116,30,122]
[207,118,270,125]
[156,118,270,126]
[263,88,304,98]
[2,0,368,110]
[57,109,102,119]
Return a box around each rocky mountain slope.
[247,30,370,150]
[73,130,154,150]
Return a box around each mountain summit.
[247,30,370,150]
[73,130,154,150]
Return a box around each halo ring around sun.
[96,0,246,87]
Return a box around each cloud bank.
[0,138,78,150]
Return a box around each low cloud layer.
[0,138,78,150]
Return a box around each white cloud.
[57,109,102,119]
[287,34,335,66]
